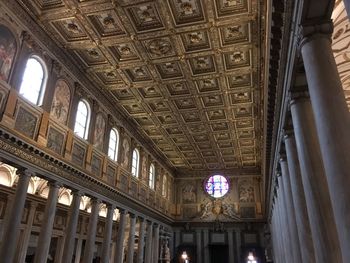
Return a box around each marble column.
[0,169,31,263]
[300,22,350,260]
[234,228,241,263]
[61,190,82,263]
[290,93,343,262]
[137,218,146,263]
[101,203,115,263]
[284,133,316,263]
[34,181,60,263]
[114,209,127,263]
[82,198,100,263]
[15,201,37,263]
[153,224,160,263]
[276,175,293,263]
[279,157,302,263]
[227,229,234,263]
[74,238,83,263]
[126,214,137,263]
[275,192,286,263]
[196,229,202,263]
[144,221,153,263]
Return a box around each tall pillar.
[153,224,160,263]
[284,133,316,262]
[144,221,153,263]
[15,201,37,263]
[275,192,286,263]
[279,157,302,263]
[203,229,210,263]
[290,93,343,262]
[34,181,60,263]
[62,190,82,263]
[227,229,234,263]
[74,238,83,263]
[275,176,293,263]
[137,218,146,263]
[300,22,350,260]
[101,203,115,263]
[196,229,202,263]
[0,169,31,263]
[234,228,241,262]
[126,214,136,263]
[114,209,127,263]
[82,198,101,263]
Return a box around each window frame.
[73,99,91,140]
[131,148,140,177]
[108,128,119,161]
[19,55,48,106]
[149,163,155,190]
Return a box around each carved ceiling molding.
[5,0,266,175]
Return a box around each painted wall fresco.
[71,142,86,167]
[14,107,38,139]
[120,138,130,169]
[93,113,106,151]
[239,180,255,203]
[47,126,65,155]
[0,24,16,82]
[50,79,71,124]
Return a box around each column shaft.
[284,134,316,262]
[196,230,202,263]
[34,182,60,263]
[74,238,83,263]
[279,159,302,263]
[0,170,31,263]
[234,229,241,263]
[15,202,37,263]
[62,191,82,263]
[114,209,127,263]
[82,198,100,263]
[290,96,343,262]
[101,204,115,263]
[137,218,146,263]
[144,221,153,263]
[227,229,234,263]
[153,224,160,263]
[301,25,350,260]
[126,214,136,263]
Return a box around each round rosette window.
[205,175,229,198]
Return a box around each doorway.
[209,245,229,263]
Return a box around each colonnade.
[270,21,350,262]
[0,169,169,263]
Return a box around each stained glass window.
[205,175,229,198]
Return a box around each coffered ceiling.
[18,0,265,174]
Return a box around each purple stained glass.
[205,175,229,198]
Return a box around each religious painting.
[91,154,102,177]
[140,187,147,202]
[50,79,71,124]
[106,165,115,185]
[14,106,38,139]
[0,25,16,82]
[182,184,196,204]
[71,142,86,167]
[47,126,65,155]
[121,138,130,169]
[130,180,138,197]
[93,113,106,151]
[119,173,128,192]
[141,155,147,181]
[239,180,255,203]
[182,205,197,219]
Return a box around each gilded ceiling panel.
[19,0,265,173]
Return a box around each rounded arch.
[74,99,91,140]
[108,127,120,161]
[0,167,12,186]
[0,23,18,83]
[131,148,140,177]
[58,188,72,206]
[19,55,48,106]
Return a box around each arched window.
[74,100,90,140]
[19,56,47,105]
[131,148,140,177]
[149,163,155,189]
[108,128,119,161]
[162,174,167,197]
